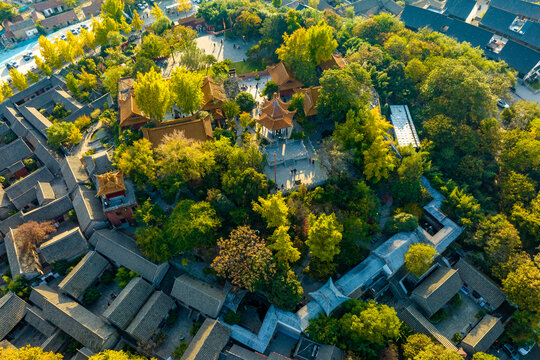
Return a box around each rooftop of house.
[461,315,504,353]
[171,273,228,318]
[141,114,214,148]
[258,93,295,131]
[38,226,88,264]
[201,76,226,108]
[294,86,320,117]
[267,62,304,90]
[0,292,27,340]
[95,171,126,197]
[125,291,174,342]
[181,318,231,360]
[319,53,346,71]
[58,250,109,300]
[412,266,463,317]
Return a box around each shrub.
[100,269,116,285]
[452,333,462,342]
[235,92,256,113]
[74,115,91,130]
[429,309,449,323]
[23,158,37,172]
[450,293,462,308]
[2,131,17,144]
[0,275,30,300]
[173,342,189,360]
[115,267,138,288]
[224,311,243,325]
[383,212,419,235]
[190,321,201,336]
[83,287,101,305]
[167,309,179,325]
[476,310,486,319]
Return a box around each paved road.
[0,18,94,82]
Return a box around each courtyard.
[434,293,483,341]
[195,34,257,62]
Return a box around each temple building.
[257,93,296,140]
[267,62,304,96]
[294,86,321,118]
[201,76,226,120]
[96,171,137,226]
[117,77,149,129]
[319,53,347,71]
[141,113,214,148]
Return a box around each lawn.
[229,60,263,75]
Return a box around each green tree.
[150,2,163,18]
[472,353,501,360]
[77,69,97,90]
[0,346,62,360]
[252,192,289,228]
[306,314,340,345]
[115,138,156,184]
[307,213,343,263]
[442,186,482,227]
[138,33,170,59]
[222,168,269,207]
[384,212,418,234]
[170,67,204,114]
[133,67,171,123]
[263,267,303,311]
[26,71,40,84]
[268,226,300,264]
[234,10,262,38]
[180,43,204,70]
[503,257,540,313]
[405,243,437,277]
[277,21,338,84]
[47,122,82,148]
[499,170,537,211]
[90,350,148,360]
[152,15,172,35]
[0,2,16,22]
[262,81,279,99]
[9,68,28,91]
[501,100,540,130]
[165,200,221,251]
[211,226,276,292]
[272,0,282,8]
[339,300,401,348]
[505,310,540,345]
[115,267,137,288]
[222,100,240,120]
[34,56,53,76]
[235,92,256,113]
[102,65,128,97]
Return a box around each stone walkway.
[195,34,256,62]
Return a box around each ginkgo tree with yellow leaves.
[133,67,171,124]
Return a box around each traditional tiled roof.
[319,54,346,71]
[309,278,349,316]
[30,285,118,352]
[497,40,540,76]
[117,77,134,102]
[141,114,213,148]
[480,6,540,50]
[24,305,56,337]
[294,87,320,117]
[444,0,476,21]
[411,267,463,317]
[34,0,63,12]
[0,138,32,171]
[82,0,103,18]
[71,186,108,236]
[267,62,304,91]
[454,258,506,309]
[58,251,109,300]
[23,195,73,223]
[36,182,55,206]
[61,156,90,194]
[5,167,55,210]
[257,93,295,131]
[41,10,79,29]
[118,93,149,127]
[39,227,88,264]
[171,274,227,318]
[0,293,27,340]
[490,0,540,21]
[125,291,174,342]
[4,227,41,279]
[83,151,113,177]
[96,171,126,197]
[461,315,504,354]
[181,318,231,360]
[201,77,226,111]
[90,229,169,285]
[102,277,153,330]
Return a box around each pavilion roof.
[96,171,126,197]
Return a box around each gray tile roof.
[490,0,540,21]
[61,156,90,194]
[4,228,40,278]
[34,144,61,174]
[480,6,540,50]
[454,258,506,310]
[462,315,504,354]
[30,285,118,353]
[171,274,227,318]
[71,186,107,236]
[0,292,27,339]
[91,229,169,285]
[58,251,109,300]
[25,305,56,337]
[411,267,463,317]
[5,167,54,208]
[102,277,153,330]
[125,291,174,342]
[496,40,540,75]
[39,227,88,264]
[22,195,73,223]
[444,0,476,20]
[181,318,231,360]
[83,151,113,177]
[223,345,267,360]
[36,181,55,206]
[0,138,32,171]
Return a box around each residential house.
[71,186,109,238]
[171,273,228,318]
[38,226,88,265]
[95,171,136,226]
[125,291,174,343]
[490,0,540,22]
[0,293,27,340]
[102,277,153,330]
[141,113,214,148]
[39,10,79,33]
[4,227,42,279]
[411,267,463,318]
[36,182,55,206]
[319,53,346,71]
[444,0,477,22]
[181,318,231,360]
[34,0,66,17]
[4,167,55,210]
[24,306,56,337]
[267,62,304,96]
[82,0,103,19]
[58,251,109,300]
[90,229,169,286]
[201,76,226,120]
[257,93,295,140]
[61,156,90,195]
[461,315,504,354]
[29,285,119,352]
[0,138,32,174]
[1,12,40,44]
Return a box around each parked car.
[60,34,67,40]
[81,24,88,29]
[23,52,33,61]
[518,343,535,356]
[503,344,521,360]
[497,98,510,108]
[6,61,18,69]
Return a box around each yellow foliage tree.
[38,36,62,69]
[133,67,171,123]
[131,9,144,32]
[9,68,28,91]
[0,345,63,360]
[268,225,300,264]
[177,0,192,12]
[150,3,163,19]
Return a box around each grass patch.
[230,60,263,75]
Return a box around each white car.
[518,343,534,356]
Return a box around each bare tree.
[15,221,56,253]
